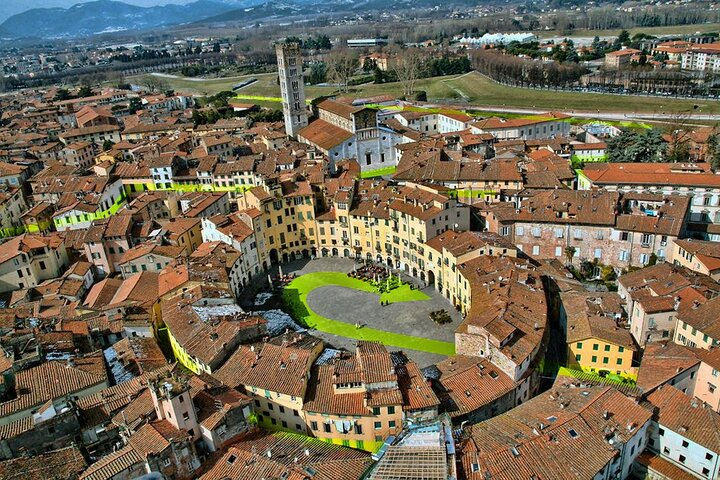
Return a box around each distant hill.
[0,0,237,39]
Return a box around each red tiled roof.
[298,119,353,151]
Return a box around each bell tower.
[276,42,308,139]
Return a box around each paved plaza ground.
[274,257,462,367]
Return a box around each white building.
[457,32,537,47]
[647,385,720,479]
[0,234,69,293]
[298,98,402,174]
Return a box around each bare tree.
[142,75,170,93]
[326,49,359,93]
[391,47,423,96]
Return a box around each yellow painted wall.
[567,338,636,379]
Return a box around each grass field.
[134,68,720,115]
[282,272,455,356]
[359,166,397,178]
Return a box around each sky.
[2,0,197,23]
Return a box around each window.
[374,421,381,430]
[355,423,363,435]
[387,406,395,414]
[182,412,190,421]
[279,406,285,414]
[282,420,288,428]
[311,421,318,430]
[616,358,622,365]
[389,420,396,428]
[703,467,711,477]
[576,342,582,349]
[532,245,540,256]
[163,458,172,467]
[619,346,624,353]
[604,345,610,352]
[592,355,597,362]
[706,453,714,461]
[679,454,686,464]
[372,407,380,415]
[659,428,665,436]
[682,440,689,448]
[324,423,331,433]
[593,344,599,351]
[575,354,581,361]
[603,357,609,364]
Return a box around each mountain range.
[0,0,472,40]
[0,0,245,39]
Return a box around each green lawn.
[359,166,397,179]
[439,72,720,115]
[134,67,720,115]
[282,272,455,356]
[244,71,719,115]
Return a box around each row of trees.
[284,35,332,51]
[313,48,470,95]
[470,48,587,88]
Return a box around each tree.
[54,88,73,101]
[607,128,667,163]
[616,30,631,48]
[326,49,359,93]
[128,97,142,114]
[77,85,93,97]
[143,76,169,93]
[391,47,423,96]
[250,109,284,122]
[564,246,576,266]
[307,62,327,85]
[629,129,667,163]
[706,133,720,171]
[102,140,114,151]
[362,58,376,73]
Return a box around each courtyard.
[277,257,461,366]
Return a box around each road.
[422,101,720,123]
[148,72,274,83]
